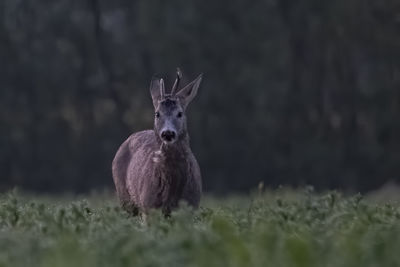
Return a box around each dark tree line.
[0,0,399,193]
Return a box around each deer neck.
[153,133,190,210]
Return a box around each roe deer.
[112,69,202,216]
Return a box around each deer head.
[150,69,202,146]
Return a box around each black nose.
[161,130,176,142]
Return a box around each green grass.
[0,188,400,267]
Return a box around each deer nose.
[161,130,176,142]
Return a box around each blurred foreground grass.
[0,187,400,267]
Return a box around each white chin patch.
[163,140,176,145]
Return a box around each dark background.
[1,0,399,194]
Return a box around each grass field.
[0,188,400,267]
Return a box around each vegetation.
[1,189,399,267]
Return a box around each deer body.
[112,70,202,215]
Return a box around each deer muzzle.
[161,130,176,143]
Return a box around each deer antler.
[160,78,165,99]
[170,68,182,95]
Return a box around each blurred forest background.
[0,0,399,194]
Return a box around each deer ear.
[150,78,161,108]
[176,74,202,109]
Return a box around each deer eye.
[155,112,160,118]
[177,112,183,118]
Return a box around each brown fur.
[112,72,202,215]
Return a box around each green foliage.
[0,190,399,267]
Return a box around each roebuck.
[112,69,202,216]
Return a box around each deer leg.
[140,212,149,226]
